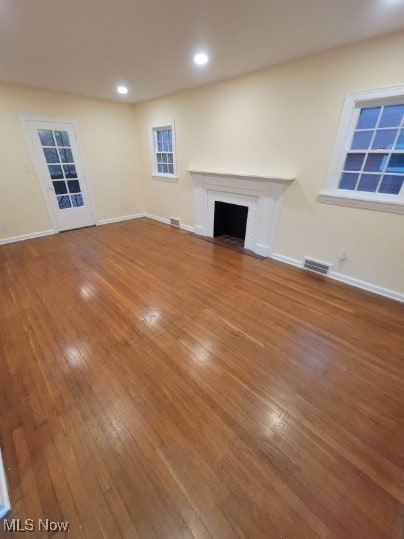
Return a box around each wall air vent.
[170,217,180,227]
[303,257,331,275]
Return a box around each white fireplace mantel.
[189,169,295,257]
[188,169,295,183]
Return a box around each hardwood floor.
[0,217,403,538]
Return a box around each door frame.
[19,113,98,232]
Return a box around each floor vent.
[303,257,331,275]
[170,217,180,228]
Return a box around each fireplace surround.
[190,170,294,257]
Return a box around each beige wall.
[0,83,143,239]
[133,31,404,295]
[1,32,403,296]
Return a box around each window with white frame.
[320,86,404,213]
[149,121,176,179]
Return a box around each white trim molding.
[145,213,170,226]
[0,215,193,245]
[144,213,194,232]
[189,169,295,183]
[317,192,404,214]
[0,229,55,245]
[0,448,11,519]
[271,252,302,268]
[189,169,294,257]
[97,213,145,225]
[271,252,404,303]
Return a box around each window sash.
[150,125,176,177]
[321,86,404,209]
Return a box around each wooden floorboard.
[0,217,403,538]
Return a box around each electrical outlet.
[0,223,8,232]
[339,252,348,264]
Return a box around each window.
[149,121,177,181]
[319,86,404,213]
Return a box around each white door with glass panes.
[21,116,96,231]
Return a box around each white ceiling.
[1,0,404,103]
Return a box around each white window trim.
[149,120,178,182]
[318,85,404,214]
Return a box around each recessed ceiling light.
[194,53,209,66]
[117,86,128,95]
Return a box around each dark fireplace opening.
[214,201,248,241]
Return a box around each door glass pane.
[357,174,380,192]
[57,195,71,209]
[54,130,70,147]
[38,129,55,146]
[53,181,68,195]
[48,165,64,179]
[38,127,86,214]
[356,107,380,129]
[43,147,60,163]
[59,148,73,163]
[63,165,77,178]
[71,194,84,207]
[378,175,404,194]
[379,105,404,128]
[67,180,80,193]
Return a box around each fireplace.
[190,170,295,257]
[214,201,248,241]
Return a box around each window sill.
[318,192,404,214]
[152,174,178,183]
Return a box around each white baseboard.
[0,229,55,245]
[0,213,192,245]
[255,243,270,257]
[193,225,204,235]
[144,213,194,233]
[271,252,404,303]
[144,213,170,225]
[328,271,404,303]
[271,252,302,268]
[180,223,194,233]
[97,213,145,225]
[0,448,10,519]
